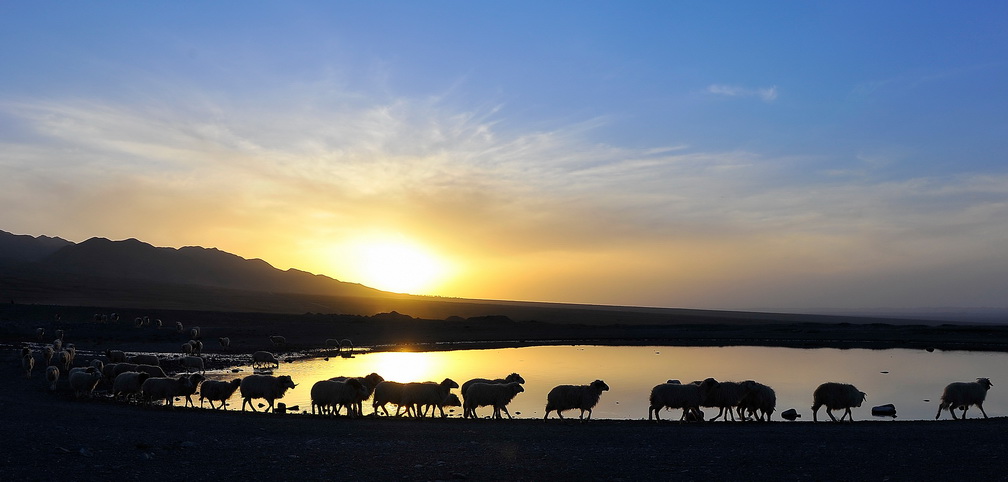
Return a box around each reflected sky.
[206,346,1008,421]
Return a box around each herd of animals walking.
[18,318,996,422]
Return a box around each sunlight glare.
[337,235,451,294]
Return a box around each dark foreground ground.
[5,303,1008,480]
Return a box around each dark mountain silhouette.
[0,231,384,298]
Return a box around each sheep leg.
[557,410,565,420]
[978,403,988,419]
[826,409,838,422]
[500,406,513,419]
[961,406,969,419]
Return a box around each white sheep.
[544,379,610,420]
[738,380,776,421]
[189,326,200,339]
[181,356,205,374]
[698,378,748,422]
[105,349,126,363]
[240,374,297,412]
[311,378,366,416]
[251,351,280,369]
[69,369,103,398]
[178,373,206,407]
[46,366,59,391]
[200,379,242,410]
[812,382,867,422]
[218,337,231,350]
[936,378,993,420]
[648,382,705,421]
[461,373,526,418]
[463,382,525,419]
[128,354,160,366]
[112,371,151,402]
[52,349,72,372]
[401,378,460,418]
[328,373,385,416]
[140,375,193,407]
[269,335,286,347]
[22,353,35,379]
[372,381,408,416]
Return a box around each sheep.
[154,318,163,328]
[68,366,98,377]
[328,373,385,416]
[401,378,460,418]
[43,345,54,366]
[181,356,205,374]
[461,373,526,418]
[251,351,279,369]
[269,335,286,347]
[69,370,103,398]
[128,354,160,366]
[648,382,704,421]
[177,373,206,407]
[936,378,993,420]
[544,379,610,420]
[135,364,168,378]
[240,374,297,412]
[738,380,776,422]
[200,379,242,410]
[53,339,62,352]
[140,375,193,407]
[112,362,139,379]
[218,337,231,350]
[52,350,72,372]
[113,371,151,402]
[812,382,867,422]
[698,378,748,422]
[46,366,59,391]
[22,353,35,379]
[134,317,143,328]
[55,329,64,341]
[372,381,408,416]
[311,378,366,416]
[176,321,184,334]
[105,349,126,363]
[463,382,525,419]
[181,342,193,355]
[35,327,44,340]
[189,326,200,339]
[190,340,203,355]
[89,359,104,373]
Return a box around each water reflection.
[205,345,1008,421]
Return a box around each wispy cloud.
[707,84,778,102]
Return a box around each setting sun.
[336,236,452,294]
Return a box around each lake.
[206,345,1007,421]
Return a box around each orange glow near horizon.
[322,234,457,295]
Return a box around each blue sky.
[2,2,1007,312]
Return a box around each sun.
[343,236,451,294]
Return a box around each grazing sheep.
[189,326,200,339]
[105,349,126,363]
[269,335,286,347]
[372,381,408,416]
[738,380,776,421]
[329,373,385,416]
[240,374,297,412]
[461,373,526,418]
[463,382,525,419]
[140,375,193,407]
[936,378,994,420]
[36,327,45,340]
[176,321,184,334]
[113,371,151,402]
[200,379,242,410]
[218,337,231,350]
[812,382,867,422]
[648,382,705,421]
[698,378,748,422]
[69,370,103,398]
[251,351,280,369]
[401,378,460,418]
[177,373,206,407]
[46,366,59,391]
[112,363,139,379]
[181,356,205,374]
[311,378,366,416]
[128,354,160,367]
[135,364,168,378]
[68,366,98,377]
[544,380,610,420]
[22,353,35,379]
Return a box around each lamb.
[177,373,206,407]
[812,382,867,422]
[544,379,610,420]
[22,353,35,379]
[372,381,408,416]
[699,378,748,422]
[935,378,993,420]
[648,382,705,421]
[328,373,385,416]
[401,378,460,418]
[113,371,151,402]
[738,380,776,421]
[140,375,194,407]
[181,356,206,374]
[176,321,184,334]
[269,335,286,347]
[189,326,200,339]
[128,354,160,366]
[46,366,59,391]
[240,374,297,412]
[200,379,242,409]
[105,349,126,363]
[461,373,526,418]
[69,369,103,398]
[311,378,366,416]
[218,337,231,350]
[251,351,280,369]
[463,382,524,419]
[135,364,168,378]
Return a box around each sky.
[2,2,1008,313]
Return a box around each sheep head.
[977,378,993,389]
[591,380,610,392]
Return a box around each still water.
[208,345,1008,421]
